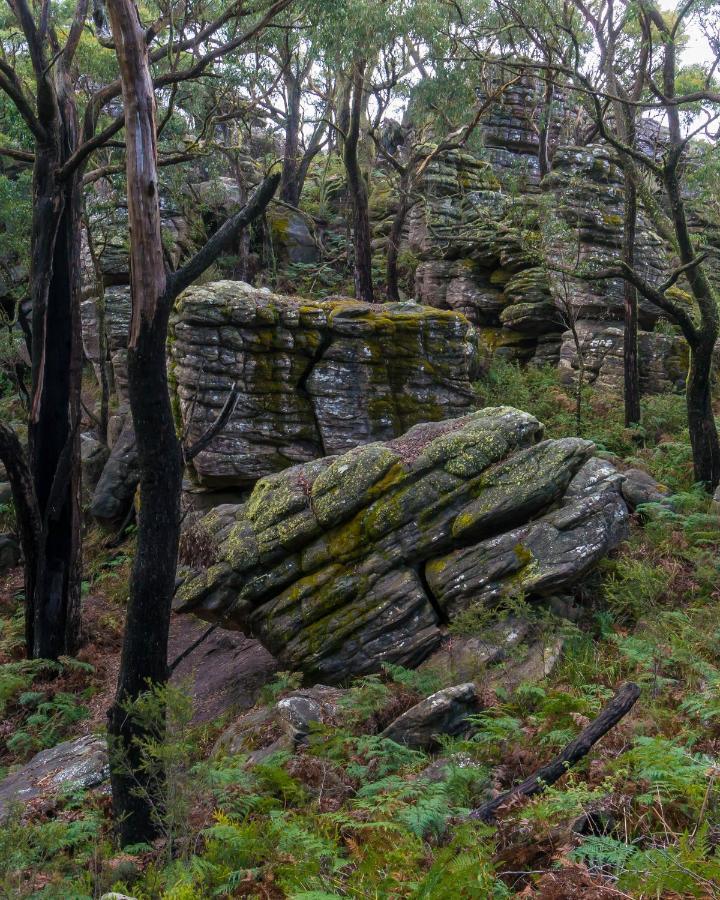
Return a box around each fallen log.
[469,682,641,822]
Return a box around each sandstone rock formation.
[170,280,479,488]
[175,407,629,681]
[405,77,698,393]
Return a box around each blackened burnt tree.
[106,0,281,845]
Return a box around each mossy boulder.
[175,408,629,681]
[170,281,480,487]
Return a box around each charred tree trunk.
[27,79,83,660]
[686,334,720,490]
[342,59,374,303]
[106,0,181,845]
[107,0,281,845]
[662,157,720,488]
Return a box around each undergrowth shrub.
[601,557,667,624]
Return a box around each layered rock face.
[170,281,479,488]
[175,407,629,681]
[407,80,693,392]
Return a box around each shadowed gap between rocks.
[295,327,334,455]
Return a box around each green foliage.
[601,556,667,624]
[621,736,712,807]
[337,674,391,726]
[382,661,441,697]
[0,805,102,898]
[258,670,303,705]
[7,690,90,757]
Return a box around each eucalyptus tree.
[0,0,292,660]
[104,0,283,842]
[311,0,447,302]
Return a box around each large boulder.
[175,408,629,681]
[169,281,480,487]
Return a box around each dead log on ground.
[469,682,641,822]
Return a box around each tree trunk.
[106,0,281,844]
[386,181,410,302]
[279,72,302,207]
[686,336,720,490]
[106,0,183,845]
[27,85,83,660]
[622,162,641,427]
[343,59,374,303]
[538,78,554,179]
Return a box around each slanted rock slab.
[176,407,629,681]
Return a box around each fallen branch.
[469,682,641,822]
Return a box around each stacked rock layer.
[169,281,479,488]
[175,407,629,681]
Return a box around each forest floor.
[2,363,720,898]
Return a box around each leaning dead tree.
[469,682,641,822]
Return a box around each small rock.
[215,685,345,760]
[0,734,108,821]
[276,696,323,742]
[0,534,20,573]
[100,894,139,900]
[419,619,530,682]
[381,683,482,750]
[213,706,277,756]
[621,468,672,512]
[275,686,344,743]
[491,637,565,693]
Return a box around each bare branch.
[165,171,281,303]
[183,383,240,464]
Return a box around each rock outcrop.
[175,408,629,681]
[170,280,480,488]
[0,735,109,822]
[405,78,698,393]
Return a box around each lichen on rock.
[169,281,480,488]
[175,407,629,681]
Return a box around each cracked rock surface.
[175,407,629,681]
[169,281,479,487]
